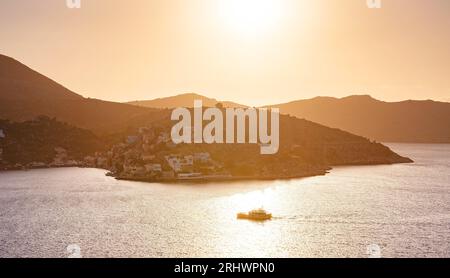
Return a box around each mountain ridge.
[0,54,165,134]
[0,54,413,177]
[128,93,247,109]
[126,92,450,143]
[0,54,83,101]
[2,53,448,143]
[267,95,450,143]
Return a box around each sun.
[218,0,284,36]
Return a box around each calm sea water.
[0,144,449,258]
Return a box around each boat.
[237,208,272,221]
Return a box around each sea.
[0,143,449,258]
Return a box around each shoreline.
[0,157,414,184]
[114,169,330,184]
[0,165,329,183]
[113,159,413,184]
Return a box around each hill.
[0,116,105,167]
[0,54,164,134]
[128,93,247,109]
[268,95,450,143]
[103,109,412,182]
[0,54,413,180]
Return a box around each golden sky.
[1,0,449,106]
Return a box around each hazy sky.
[1,0,449,106]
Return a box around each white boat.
[237,208,272,221]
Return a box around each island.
[0,114,413,183]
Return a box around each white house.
[165,155,194,173]
[165,155,182,172]
[194,152,211,163]
[0,129,5,139]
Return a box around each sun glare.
[218,0,284,36]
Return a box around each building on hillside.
[194,152,211,163]
[184,155,194,165]
[0,129,5,139]
[52,147,68,166]
[144,163,162,173]
[123,165,146,176]
[165,155,182,172]
[165,155,194,173]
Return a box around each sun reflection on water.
[207,185,293,258]
[230,187,278,212]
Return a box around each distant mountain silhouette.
[1,53,446,144]
[268,95,450,143]
[0,54,163,134]
[128,93,247,109]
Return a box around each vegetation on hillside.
[0,116,105,165]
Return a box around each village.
[0,125,231,182]
[100,126,231,181]
[85,126,232,181]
